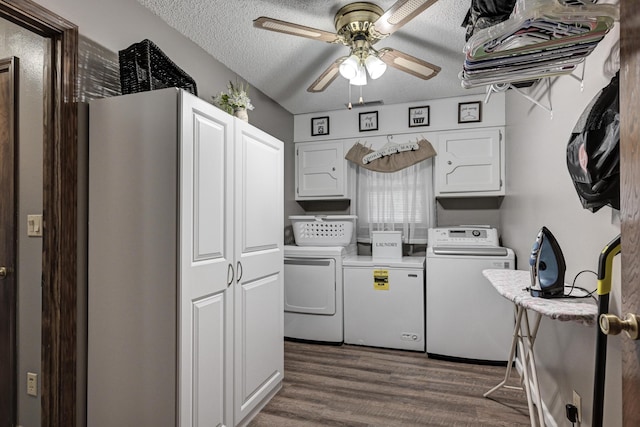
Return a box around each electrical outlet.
[573,390,582,424]
[27,372,38,397]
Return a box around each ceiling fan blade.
[253,17,340,43]
[374,0,439,36]
[378,48,441,80]
[307,57,346,92]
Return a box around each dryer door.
[284,258,336,315]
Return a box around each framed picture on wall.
[359,111,378,132]
[458,101,482,123]
[311,116,330,136]
[408,106,430,127]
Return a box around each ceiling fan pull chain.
[348,82,353,110]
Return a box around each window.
[356,160,435,244]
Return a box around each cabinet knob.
[332,167,335,171]
[0,266,6,279]
[447,161,452,165]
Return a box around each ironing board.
[482,269,597,427]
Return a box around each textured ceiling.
[136,0,484,114]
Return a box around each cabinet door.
[179,92,234,427]
[234,119,284,423]
[435,128,504,196]
[296,140,346,199]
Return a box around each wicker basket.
[118,39,198,95]
[290,215,356,246]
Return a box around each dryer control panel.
[428,226,500,247]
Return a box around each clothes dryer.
[284,245,348,343]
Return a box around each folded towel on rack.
[345,138,436,173]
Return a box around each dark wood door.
[0,56,18,427]
[620,1,640,426]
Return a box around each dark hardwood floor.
[250,340,531,427]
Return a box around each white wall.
[501,23,621,427]
[293,92,505,142]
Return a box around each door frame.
[0,55,18,427]
[0,1,77,426]
[620,1,640,425]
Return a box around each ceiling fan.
[253,0,442,93]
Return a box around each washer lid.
[431,247,509,256]
[343,255,425,269]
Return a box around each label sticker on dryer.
[373,270,389,290]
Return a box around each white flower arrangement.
[212,80,255,114]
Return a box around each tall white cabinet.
[88,88,284,427]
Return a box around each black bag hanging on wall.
[566,71,620,213]
[462,0,517,41]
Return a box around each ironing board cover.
[483,269,597,326]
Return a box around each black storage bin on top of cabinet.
[118,39,198,96]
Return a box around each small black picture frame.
[408,106,430,128]
[311,116,330,136]
[359,111,378,132]
[458,101,482,123]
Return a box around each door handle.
[227,263,234,287]
[0,267,7,279]
[599,313,640,340]
[236,261,243,283]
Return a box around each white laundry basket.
[290,215,357,246]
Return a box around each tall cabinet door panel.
[234,120,284,423]
[180,93,234,427]
[192,293,227,426]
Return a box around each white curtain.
[356,160,435,244]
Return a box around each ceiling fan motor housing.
[335,2,385,47]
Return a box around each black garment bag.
[566,72,620,212]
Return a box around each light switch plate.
[27,214,43,237]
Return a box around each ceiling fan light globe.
[339,54,359,80]
[350,64,367,86]
[365,55,387,79]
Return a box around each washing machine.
[343,255,425,351]
[426,226,515,363]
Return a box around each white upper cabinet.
[295,140,349,200]
[434,127,505,197]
